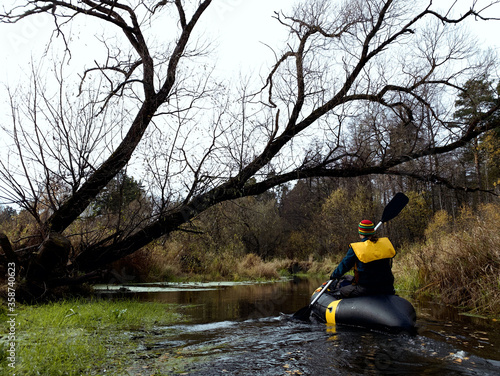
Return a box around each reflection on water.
[96,278,322,323]
[95,279,500,375]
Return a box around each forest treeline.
[118,178,500,315]
[1,174,497,269]
[1,174,500,314]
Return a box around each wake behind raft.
[309,281,417,334]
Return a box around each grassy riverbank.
[0,299,186,375]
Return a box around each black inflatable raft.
[310,284,417,333]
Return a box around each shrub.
[236,253,279,280]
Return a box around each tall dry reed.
[415,203,500,315]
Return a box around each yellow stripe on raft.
[325,299,341,324]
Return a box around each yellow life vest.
[350,237,396,263]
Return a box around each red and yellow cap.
[358,219,375,235]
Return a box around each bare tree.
[1,0,500,297]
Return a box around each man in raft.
[329,220,396,298]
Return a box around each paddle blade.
[380,192,409,223]
[292,305,312,321]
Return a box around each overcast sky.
[0,0,294,87]
[200,0,293,74]
[1,0,499,88]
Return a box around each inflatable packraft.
[310,284,417,333]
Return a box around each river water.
[95,278,500,375]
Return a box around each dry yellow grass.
[412,203,500,315]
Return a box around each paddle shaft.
[310,279,334,307]
[292,279,335,320]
